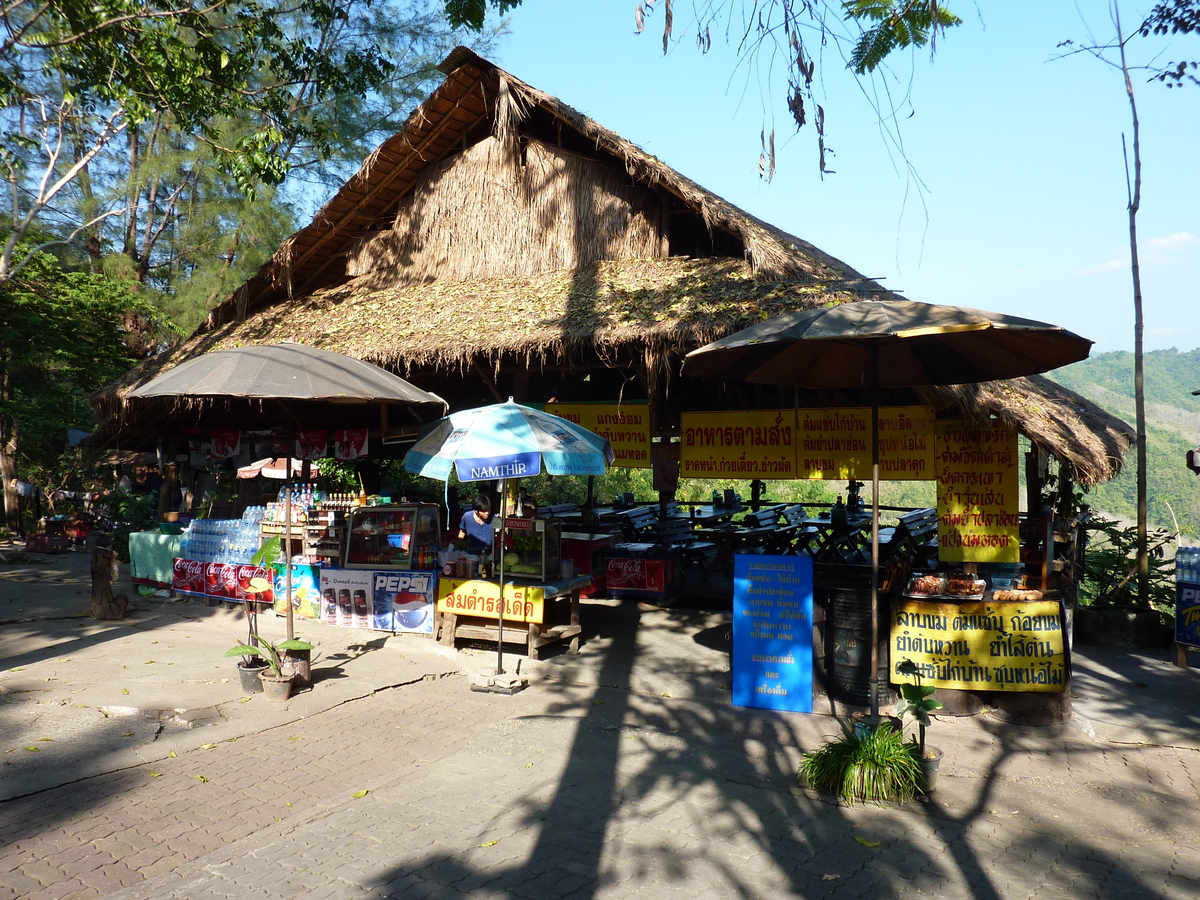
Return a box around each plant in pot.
[797,720,921,805]
[225,634,314,702]
[234,576,276,692]
[895,658,944,793]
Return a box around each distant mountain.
[1048,349,1200,536]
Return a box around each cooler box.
[561,532,614,598]
[603,543,681,600]
[26,534,69,554]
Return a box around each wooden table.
[692,523,778,569]
[800,512,873,560]
[435,574,591,660]
[688,504,747,526]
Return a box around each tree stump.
[91,546,127,620]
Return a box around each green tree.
[0,240,156,529]
[3,1,489,329]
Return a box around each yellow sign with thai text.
[436,578,545,623]
[796,406,935,480]
[681,410,796,479]
[936,419,1020,563]
[891,599,1065,692]
[544,402,651,469]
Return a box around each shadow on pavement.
[354,600,1197,900]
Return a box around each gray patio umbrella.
[129,342,447,639]
[129,342,445,409]
[683,300,1092,720]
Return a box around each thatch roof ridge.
[199,47,893,336]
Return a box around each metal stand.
[471,476,527,694]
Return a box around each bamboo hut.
[91,48,1133,491]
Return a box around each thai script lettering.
[684,417,794,449]
[801,412,867,432]
[893,634,972,656]
[988,636,1057,658]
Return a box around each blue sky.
[490,1,1198,355]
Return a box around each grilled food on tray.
[944,576,986,597]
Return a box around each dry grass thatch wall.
[346,137,666,286]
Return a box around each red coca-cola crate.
[26,534,69,554]
[603,544,681,600]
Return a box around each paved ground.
[2,546,1199,900]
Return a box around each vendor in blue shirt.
[458,494,493,552]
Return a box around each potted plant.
[226,634,314,702]
[895,658,944,792]
[797,720,922,805]
[234,576,275,692]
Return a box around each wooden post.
[90,544,127,620]
[158,436,179,521]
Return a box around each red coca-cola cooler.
[603,543,682,600]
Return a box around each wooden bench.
[542,503,581,517]
[889,507,939,567]
[650,517,717,573]
[765,504,821,555]
[661,499,686,518]
[740,508,782,529]
[612,505,659,541]
[840,507,939,566]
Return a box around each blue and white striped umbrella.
[403,399,614,483]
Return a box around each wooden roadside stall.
[89,49,1135,690]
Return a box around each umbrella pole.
[869,348,881,724]
[496,477,506,676]
[285,456,294,641]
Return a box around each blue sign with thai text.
[732,554,813,713]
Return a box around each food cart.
[436,515,588,659]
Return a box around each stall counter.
[435,575,591,659]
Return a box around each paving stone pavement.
[2,548,1200,899]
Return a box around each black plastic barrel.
[828,587,888,707]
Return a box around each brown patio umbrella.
[129,342,447,639]
[683,300,1092,720]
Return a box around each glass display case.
[495,516,561,582]
[344,504,441,570]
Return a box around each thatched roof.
[199,47,892,333]
[919,377,1134,487]
[91,48,1134,485]
[94,256,1134,484]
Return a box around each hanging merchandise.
[332,428,369,460]
[295,430,328,460]
[188,435,209,467]
[210,430,241,459]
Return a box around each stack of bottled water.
[1176,547,1200,585]
[179,507,266,564]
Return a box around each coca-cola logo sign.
[172,557,208,595]
[606,556,664,591]
[174,558,204,577]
